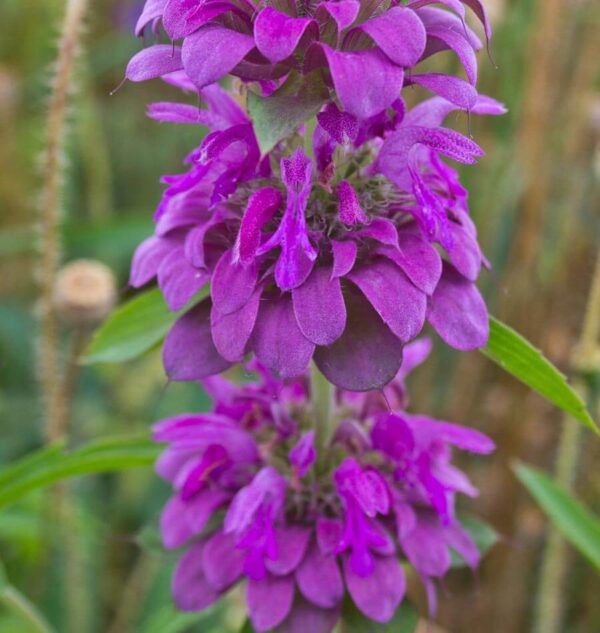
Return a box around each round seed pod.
[53,259,117,328]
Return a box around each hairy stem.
[533,252,600,633]
[311,363,336,468]
[37,0,88,443]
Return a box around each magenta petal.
[427,263,489,350]
[317,518,344,555]
[266,526,311,576]
[182,24,255,88]
[161,490,228,549]
[211,249,258,315]
[377,125,483,185]
[355,6,426,67]
[344,555,406,623]
[316,0,360,34]
[314,288,404,391]
[411,73,477,110]
[319,45,404,119]
[126,45,183,82]
[401,523,451,577]
[375,233,442,295]
[355,218,398,246]
[251,296,315,379]
[234,187,283,265]
[254,8,317,63]
[446,222,482,281]
[135,0,167,36]
[274,598,340,633]
[292,267,346,346]
[296,541,344,608]
[158,247,209,311]
[247,574,295,632]
[164,300,232,380]
[443,523,480,569]
[202,530,245,591]
[173,542,221,612]
[331,240,357,278]
[348,259,427,342]
[129,234,180,287]
[427,26,478,85]
[211,286,262,362]
[336,180,368,225]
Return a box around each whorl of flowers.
[154,341,495,631]
[129,0,491,119]
[129,73,505,390]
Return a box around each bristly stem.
[37,0,89,443]
[533,252,600,633]
[311,363,335,462]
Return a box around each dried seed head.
[53,259,117,328]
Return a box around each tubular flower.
[154,342,495,631]
[130,76,505,390]
[128,0,491,118]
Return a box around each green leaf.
[248,71,329,155]
[450,515,498,567]
[481,316,597,432]
[514,462,600,571]
[0,436,160,510]
[82,286,208,365]
[341,600,418,632]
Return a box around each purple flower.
[154,345,495,630]
[130,77,505,390]
[128,0,491,118]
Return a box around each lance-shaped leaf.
[248,71,329,155]
[515,463,600,572]
[481,317,597,432]
[83,286,209,365]
[0,436,160,510]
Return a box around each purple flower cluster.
[129,73,505,390]
[155,341,494,631]
[130,0,490,119]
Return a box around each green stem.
[311,363,335,460]
[0,585,57,633]
[533,252,600,633]
[304,116,318,160]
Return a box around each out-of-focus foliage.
[0,0,598,632]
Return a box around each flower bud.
[53,259,117,328]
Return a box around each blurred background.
[0,0,599,631]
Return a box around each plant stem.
[0,585,57,633]
[37,0,88,443]
[311,363,335,460]
[304,116,318,160]
[533,252,600,633]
